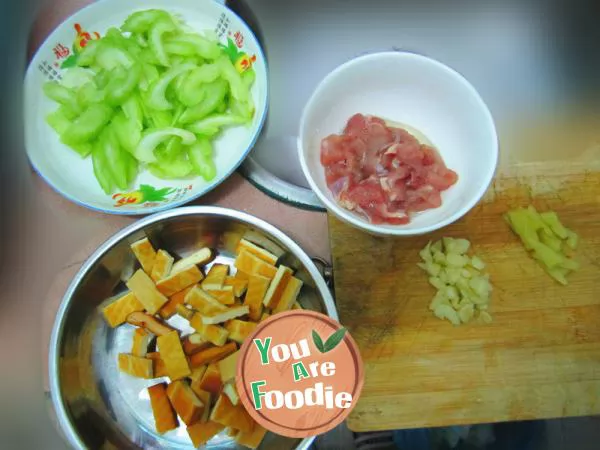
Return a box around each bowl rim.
[297,51,499,236]
[49,206,336,450]
[24,0,269,216]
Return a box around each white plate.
[24,0,268,215]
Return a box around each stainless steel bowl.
[49,206,337,450]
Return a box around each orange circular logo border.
[236,310,364,438]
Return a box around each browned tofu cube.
[196,363,222,394]
[186,421,225,448]
[190,314,230,346]
[148,382,178,434]
[244,274,270,321]
[171,247,212,275]
[131,328,154,357]
[224,276,248,297]
[126,269,168,315]
[210,393,254,433]
[118,353,153,379]
[159,285,195,319]
[236,239,279,265]
[273,276,303,313]
[156,265,203,297]
[150,249,174,282]
[146,352,168,378]
[202,305,249,325]
[263,265,293,309]
[131,237,156,274]
[189,387,212,423]
[185,287,227,316]
[207,286,235,305]
[202,264,229,290]
[223,382,240,406]
[166,380,205,426]
[218,351,239,384]
[224,320,257,344]
[182,333,211,355]
[157,331,191,380]
[234,250,277,279]
[102,292,144,328]
[189,342,237,368]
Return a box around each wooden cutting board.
[329,115,600,432]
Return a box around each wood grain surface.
[329,125,600,431]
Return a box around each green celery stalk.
[166,34,220,60]
[134,127,196,162]
[43,81,81,114]
[177,65,220,106]
[101,127,128,190]
[186,114,245,136]
[148,18,177,66]
[92,137,115,194]
[146,62,196,110]
[105,63,141,106]
[122,9,171,34]
[178,78,228,124]
[187,139,216,181]
[217,56,248,103]
[60,104,113,145]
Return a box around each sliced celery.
[188,139,216,181]
[134,127,196,162]
[146,62,195,110]
[105,63,141,106]
[60,104,113,145]
[149,18,177,66]
[178,78,228,124]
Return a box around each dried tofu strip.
[156,265,203,296]
[150,249,174,282]
[236,238,278,265]
[210,393,254,433]
[126,269,168,315]
[239,231,285,259]
[118,353,153,379]
[182,333,212,355]
[157,330,190,380]
[175,304,194,320]
[148,382,178,434]
[167,380,205,426]
[131,328,154,357]
[224,276,248,297]
[202,264,229,290]
[102,292,144,327]
[273,276,303,313]
[218,351,239,384]
[224,320,257,344]
[159,285,195,319]
[187,421,225,448]
[223,383,240,406]
[190,314,230,346]
[189,342,237,368]
[234,250,277,279]
[146,352,168,378]
[171,247,212,275]
[185,287,228,316]
[131,237,156,274]
[244,275,270,321]
[209,286,235,305]
[127,312,175,336]
[196,363,222,394]
[202,305,249,325]
[263,265,293,309]
[189,388,211,423]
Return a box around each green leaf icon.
[323,327,347,353]
[312,327,347,353]
[312,330,325,353]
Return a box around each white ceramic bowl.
[24,0,268,215]
[298,52,498,235]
